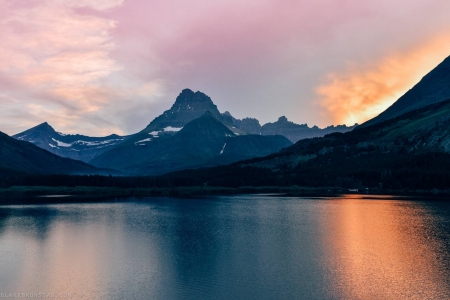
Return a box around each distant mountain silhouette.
[261,116,357,143]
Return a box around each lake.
[0,195,449,299]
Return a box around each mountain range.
[6,54,450,180]
[161,97,450,189]
[10,88,355,175]
[151,55,450,189]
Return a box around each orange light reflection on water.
[321,195,449,299]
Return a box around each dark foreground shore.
[0,186,449,204]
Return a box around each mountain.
[239,118,262,135]
[261,116,357,143]
[362,55,450,127]
[13,89,354,164]
[203,134,293,166]
[159,98,450,189]
[90,112,292,175]
[13,122,127,163]
[221,111,355,142]
[142,89,223,133]
[0,131,111,176]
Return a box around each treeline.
[1,151,450,191]
[164,151,450,189]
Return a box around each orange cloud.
[316,34,450,125]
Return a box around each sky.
[1,0,450,136]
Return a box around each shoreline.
[0,186,449,204]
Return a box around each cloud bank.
[1,0,450,135]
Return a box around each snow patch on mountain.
[135,138,152,145]
[50,138,123,148]
[220,143,226,154]
[164,126,182,132]
[73,139,123,146]
[51,138,72,147]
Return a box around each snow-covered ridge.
[72,139,123,146]
[51,138,124,148]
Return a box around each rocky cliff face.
[221,111,240,127]
[143,89,223,132]
[239,118,261,135]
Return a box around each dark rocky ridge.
[362,55,450,127]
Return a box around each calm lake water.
[0,195,449,299]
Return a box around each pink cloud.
[2,0,450,135]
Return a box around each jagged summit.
[172,89,214,105]
[144,89,222,132]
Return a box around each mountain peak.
[172,89,214,107]
[278,116,288,122]
[144,89,222,132]
[32,122,55,132]
[202,110,215,117]
[177,110,234,136]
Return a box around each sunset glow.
[1,0,450,135]
[317,35,450,125]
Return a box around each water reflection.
[0,196,449,299]
[320,195,450,299]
